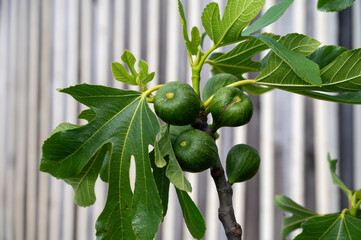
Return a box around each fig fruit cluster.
[153,78,259,181]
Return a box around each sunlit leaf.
[112,50,155,86]
[242,0,294,36]
[201,0,265,46]
[206,34,279,78]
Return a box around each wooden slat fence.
[0,0,360,239]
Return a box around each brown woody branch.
[192,113,242,240]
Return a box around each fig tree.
[154,81,200,126]
[226,144,260,184]
[173,129,218,172]
[209,87,253,130]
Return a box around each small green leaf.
[158,125,192,192]
[318,0,355,12]
[112,50,155,86]
[206,34,279,79]
[178,0,200,56]
[328,154,353,198]
[255,33,322,86]
[77,109,96,122]
[111,62,137,85]
[242,0,294,36]
[138,60,155,84]
[150,151,170,220]
[178,0,190,44]
[274,195,318,239]
[201,0,265,46]
[176,188,206,239]
[295,212,361,239]
[307,45,347,69]
[188,26,201,55]
[154,137,167,168]
[356,190,361,200]
[121,50,137,76]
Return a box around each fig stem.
[203,79,256,107]
[142,84,163,97]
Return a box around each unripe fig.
[173,129,218,173]
[226,144,260,184]
[202,73,240,101]
[209,87,253,129]
[154,81,200,126]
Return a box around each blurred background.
[0,0,360,239]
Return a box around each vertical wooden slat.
[62,1,80,240]
[128,0,142,91]
[113,0,126,89]
[146,0,160,87]
[26,0,41,239]
[49,1,67,240]
[353,1,361,190]
[76,1,93,239]
[0,0,9,239]
[259,1,275,240]
[37,0,52,239]
[14,1,29,239]
[6,0,18,239]
[313,5,340,214]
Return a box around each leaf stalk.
[203,79,257,107]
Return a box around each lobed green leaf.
[201,0,265,46]
[40,84,163,240]
[274,195,318,239]
[112,50,155,86]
